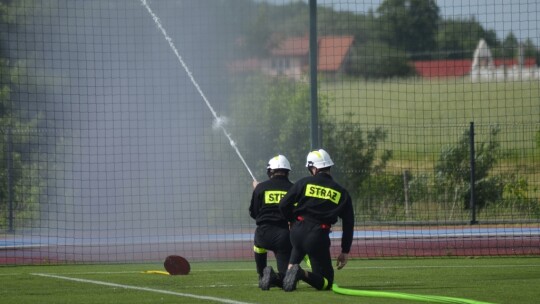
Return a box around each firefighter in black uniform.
[279,149,354,292]
[249,155,294,290]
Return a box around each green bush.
[434,125,505,210]
[356,173,406,221]
[322,118,392,200]
[502,174,540,218]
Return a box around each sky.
[434,0,539,45]
[269,0,540,46]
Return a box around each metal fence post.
[7,128,14,232]
[309,0,319,149]
[469,122,478,225]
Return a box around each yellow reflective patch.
[264,190,287,204]
[253,246,267,254]
[305,184,341,204]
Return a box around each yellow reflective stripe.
[323,277,329,290]
[305,184,341,204]
[253,246,267,254]
[264,190,287,204]
[302,255,312,269]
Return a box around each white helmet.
[267,155,291,171]
[305,149,334,169]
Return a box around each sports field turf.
[322,80,540,157]
[1,257,538,304]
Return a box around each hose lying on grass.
[332,284,495,304]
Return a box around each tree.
[318,6,380,45]
[377,0,440,58]
[522,38,539,63]
[322,117,392,201]
[0,0,44,230]
[436,18,499,59]
[239,5,274,58]
[347,40,416,78]
[228,75,392,198]
[227,74,311,181]
[501,32,519,59]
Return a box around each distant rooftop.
[271,35,355,72]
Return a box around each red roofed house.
[319,36,355,74]
[414,58,537,78]
[413,59,472,78]
[259,35,354,80]
[413,38,539,80]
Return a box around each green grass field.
[322,79,540,157]
[322,79,540,207]
[323,79,539,125]
[2,257,539,304]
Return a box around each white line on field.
[31,273,254,304]
[12,263,538,277]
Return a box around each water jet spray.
[140,0,256,182]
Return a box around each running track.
[1,227,539,264]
